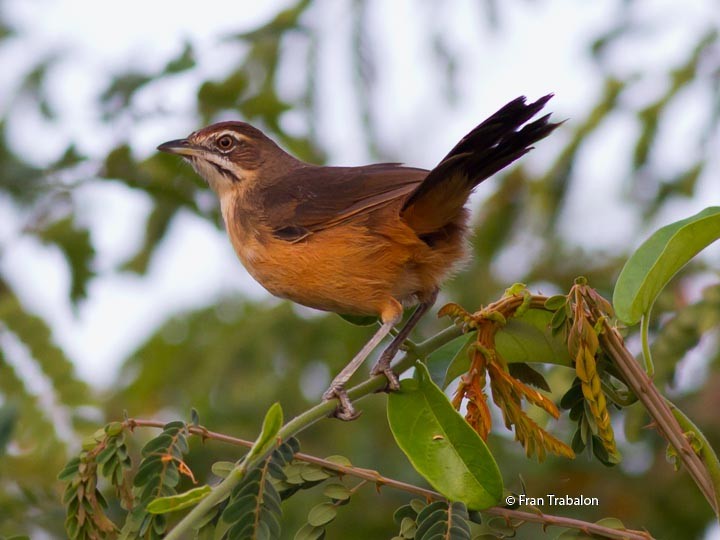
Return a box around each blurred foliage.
[0,0,719,538]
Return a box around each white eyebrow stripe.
[215,130,251,142]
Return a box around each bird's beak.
[157,138,203,157]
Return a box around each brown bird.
[158,94,559,419]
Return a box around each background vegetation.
[0,0,719,538]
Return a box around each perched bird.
[158,94,559,419]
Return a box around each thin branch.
[598,322,717,511]
[128,418,652,540]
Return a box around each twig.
[598,321,717,511]
[128,418,652,540]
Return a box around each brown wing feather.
[258,163,428,240]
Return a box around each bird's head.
[158,121,296,196]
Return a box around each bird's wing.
[257,163,427,241]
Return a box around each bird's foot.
[370,354,400,393]
[322,385,361,421]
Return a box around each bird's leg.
[371,289,439,390]
[323,308,402,421]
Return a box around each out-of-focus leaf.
[388,362,502,510]
[240,89,291,125]
[632,30,718,174]
[38,216,95,303]
[47,145,86,172]
[20,56,58,119]
[613,207,720,324]
[0,403,18,456]
[651,284,720,384]
[646,162,704,218]
[104,145,212,272]
[122,201,177,274]
[104,145,201,208]
[197,70,249,121]
[538,77,623,230]
[0,124,43,202]
[472,169,526,260]
[100,72,152,116]
[555,517,627,538]
[0,281,91,407]
[229,0,312,41]
[163,42,195,74]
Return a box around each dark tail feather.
[401,94,559,219]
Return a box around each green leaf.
[248,402,283,461]
[294,523,325,540]
[436,336,473,389]
[307,502,337,527]
[613,206,720,324]
[495,309,572,367]
[323,455,351,467]
[555,517,626,538]
[387,362,503,510]
[322,483,351,501]
[146,485,212,514]
[300,466,331,482]
[507,363,550,392]
[211,461,236,478]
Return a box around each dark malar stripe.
[210,162,241,183]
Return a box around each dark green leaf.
[223,493,258,523]
[507,363,550,392]
[141,434,173,457]
[388,362,503,510]
[393,504,417,524]
[440,336,474,388]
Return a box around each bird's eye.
[216,135,235,151]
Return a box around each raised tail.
[401,94,559,234]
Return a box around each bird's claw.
[322,385,361,421]
[371,360,400,393]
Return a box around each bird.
[158,94,559,420]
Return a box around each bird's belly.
[234,230,403,315]
[232,223,454,316]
